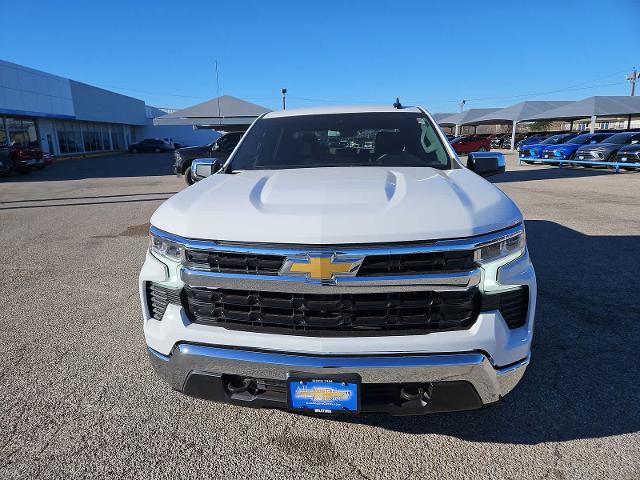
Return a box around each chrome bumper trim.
[148,344,529,405]
[180,268,481,292]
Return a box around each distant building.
[0,60,146,155]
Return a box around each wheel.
[131,148,138,153]
[184,166,195,185]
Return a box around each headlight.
[149,233,184,262]
[475,228,526,264]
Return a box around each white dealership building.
[0,60,230,156]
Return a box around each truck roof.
[263,105,424,119]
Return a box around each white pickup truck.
[140,104,536,415]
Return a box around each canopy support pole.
[627,115,632,130]
[454,124,460,136]
[589,115,596,134]
[510,120,517,151]
[569,120,574,131]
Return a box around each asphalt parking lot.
[1,152,639,479]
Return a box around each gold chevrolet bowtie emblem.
[280,254,363,282]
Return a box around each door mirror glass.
[466,152,506,177]
[190,158,221,182]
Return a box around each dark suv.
[173,131,244,185]
[128,138,174,153]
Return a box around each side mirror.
[466,152,506,177]
[190,158,221,182]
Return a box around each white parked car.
[140,104,536,415]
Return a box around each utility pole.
[455,100,466,136]
[281,88,287,110]
[627,69,639,96]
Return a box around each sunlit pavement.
[1,152,639,479]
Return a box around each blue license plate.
[288,376,360,413]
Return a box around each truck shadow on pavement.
[341,220,640,444]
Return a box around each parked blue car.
[518,133,580,162]
[540,133,613,160]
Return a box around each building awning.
[464,101,573,125]
[521,96,640,121]
[153,95,272,129]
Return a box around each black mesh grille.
[183,286,480,336]
[146,283,182,320]
[358,251,475,276]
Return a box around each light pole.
[281,88,287,110]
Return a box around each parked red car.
[449,135,491,155]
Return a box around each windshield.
[569,134,598,145]
[541,134,571,145]
[228,112,452,171]
[601,132,635,144]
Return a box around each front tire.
[184,166,195,185]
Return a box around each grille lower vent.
[146,283,182,320]
[182,286,480,336]
[481,287,529,329]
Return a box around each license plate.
[621,157,627,161]
[578,155,584,159]
[287,374,360,413]
[544,154,550,158]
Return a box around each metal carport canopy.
[521,96,640,121]
[430,112,457,125]
[153,95,272,130]
[463,101,573,126]
[437,108,501,127]
[520,96,640,134]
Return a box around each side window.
[218,133,242,152]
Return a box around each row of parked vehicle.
[0,144,53,177]
[127,138,185,153]
[517,130,640,166]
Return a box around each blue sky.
[1,0,638,113]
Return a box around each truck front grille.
[182,286,480,336]
[357,251,474,276]
[185,250,285,275]
[184,249,475,276]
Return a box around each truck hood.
[576,143,616,153]
[177,145,210,154]
[151,167,522,244]
[618,144,640,154]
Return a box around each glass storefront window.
[7,118,39,148]
[55,120,128,154]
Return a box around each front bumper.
[148,343,529,414]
